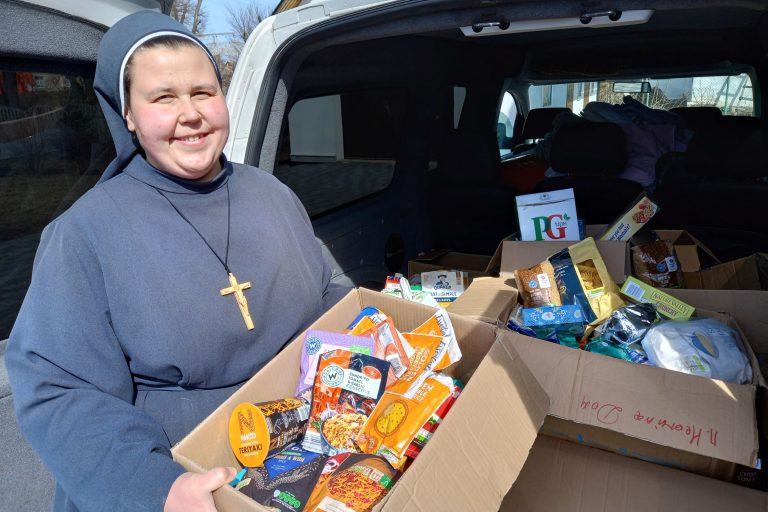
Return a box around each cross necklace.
[155,182,254,330]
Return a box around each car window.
[528,74,755,116]
[274,88,404,217]
[0,66,114,339]
[497,91,518,156]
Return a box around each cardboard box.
[171,288,550,512]
[516,188,580,241]
[501,436,768,512]
[683,253,766,291]
[506,307,762,483]
[447,276,518,326]
[653,229,721,273]
[407,250,494,282]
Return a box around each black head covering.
[93,11,221,184]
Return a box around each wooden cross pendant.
[220,272,254,330]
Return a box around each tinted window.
[0,67,114,339]
[274,89,403,217]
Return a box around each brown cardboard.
[683,253,765,291]
[171,288,550,512]
[447,276,518,325]
[653,229,721,273]
[501,436,768,512]
[499,238,629,283]
[505,309,761,482]
[407,250,494,281]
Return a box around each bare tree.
[225,2,270,51]
[170,0,207,35]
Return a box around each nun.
[6,11,348,511]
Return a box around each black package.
[549,248,597,324]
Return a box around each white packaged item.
[640,318,753,384]
[515,188,580,241]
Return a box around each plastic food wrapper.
[405,379,463,459]
[567,237,626,330]
[515,260,562,308]
[297,330,376,395]
[632,240,684,288]
[355,373,454,466]
[236,445,327,512]
[381,274,440,308]
[549,247,597,324]
[304,453,399,512]
[304,349,390,455]
[585,337,649,364]
[640,317,753,384]
[521,305,585,348]
[346,308,413,383]
[410,308,461,372]
[507,304,552,340]
[586,303,658,363]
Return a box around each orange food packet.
[346,309,412,384]
[410,309,461,371]
[355,374,454,466]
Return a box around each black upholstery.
[513,107,571,153]
[670,106,722,134]
[534,121,644,224]
[427,130,517,255]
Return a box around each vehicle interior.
[256,1,768,288]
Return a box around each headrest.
[549,121,628,175]
[687,123,767,179]
[521,107,571,140]
[670,106,722,132]
[437,130,501,185]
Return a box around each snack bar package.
[631,240,684,288]
[297,330,376,395]
[515,260,562,308]
[405,379,464,459]
[304,453,399,512]
[355,373,454,466]
[345,308,412,384]
[237,445,327,512]
[304,350,390,455]
[641,317,753,384]
[567,237,625,329]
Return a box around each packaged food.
[567,237,625,328]
[410,308,462,372]
[591,303,659,347]
[237,445,327,512]
[303,350,390,455]
[620,276,695,320]
[420,270,469,306]
[600,193,660,241]
[381,275,440,308]
[641,317,753,384]
[585,337,649,364]
[304,453,399,512]
[297,330,376,395]
[229,396,311,467]
[548,247,597,324]
[355,373,454,466]
[346,308,412,384]
[515,261,562,308]
[405,379,463,459]
[521,305,585,348]
[515,188,580,241]
[632,240,684,288]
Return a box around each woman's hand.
[164,467,238,512]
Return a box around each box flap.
[382,329,550,511]
[684,254,762,290]
[506,326,759,467]
[501,437,768,512]
[654,229,722,272]
[448,277,519,325]
[499,239,628,283]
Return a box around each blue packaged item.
[522,305,585,348]
[548,247,597,324]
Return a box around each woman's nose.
[178,97,202,123]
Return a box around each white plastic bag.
[641,318,752,384]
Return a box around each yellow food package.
[567,237,625,330]
[355,374,454,466]
[410,308,461,371]
[387,332,444,397]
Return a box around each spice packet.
[303,349,390,455]
[304,453,399,512]
[237,445,327,512]
[515,260,562,308]
[356,373,454,466]
[297,330,376,395]
[405,379,464,459]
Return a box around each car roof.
[16,0,167,28]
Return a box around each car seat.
[533,121,644,225]
[426,129,517,255]
[513,107,571,153]
[669,106,722,134]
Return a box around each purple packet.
[296,330,375,394]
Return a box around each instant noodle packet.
[304,453,399,512]
[303,350,390,456]
[345,308,412,383]
[296,330,375,395]
[355,373,454,466]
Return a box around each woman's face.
[125,44,229,181]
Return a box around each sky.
[203,0,281,36]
